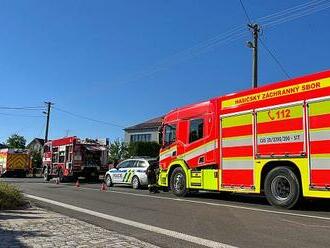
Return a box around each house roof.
[27,138,45,147]
[124,116,163,131]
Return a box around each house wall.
[28,141,43,153]
[124,130,160,144]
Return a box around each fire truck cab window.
[164,124,176,146]
[189,119,204,143]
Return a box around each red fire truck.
[158,70,330,208]
[43,136,108,182]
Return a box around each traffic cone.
[75,179,80,188]
[100,182,107,191]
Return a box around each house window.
[189,119,204,143]
[130,134,152,142]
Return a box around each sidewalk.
[0,207,159,248]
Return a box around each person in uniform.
[147,160,160,193]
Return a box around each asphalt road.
[3,177,330,248]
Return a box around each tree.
[30,150,42,168]
[108,139,129,165]
[6,134,26,149]
[128,141,161,158]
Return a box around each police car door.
[122,160,137,184]
[112,161,129,183]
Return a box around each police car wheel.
[170,167,188,197]
[105,175,113,187]
[132,176,140,189]
[264,166,300,209]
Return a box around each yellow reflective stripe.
[159,146,177,161]
[258,130,303,136]
[222,134,251,141]
[222,160,254,170]
[310,127,330,132]
[222,156,253,161]
[309,100,330,116]
[178,140,217,161]
[311,154,330,158]
[222,77,330,109]
[310,129,330,141]
[160,146,177,155]
[221,114,252,128]
[222,136,252,147]
[257,105,303,123]
[310,158,330,169]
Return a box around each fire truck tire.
[264,166,300,209]
[43,167,50,182]
[132,176,140,189]
[105,175,113,187]
[170,167,188,197]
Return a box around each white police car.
[104,158,158,189]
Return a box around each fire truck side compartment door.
[308,99,330,189]
[221,112,254,188]
[256,104,305,157]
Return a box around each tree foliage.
[128,141,161,158]
[108,139,129,165]
[6,134,26,149]
[30,150,43,168]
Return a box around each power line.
[0,112,43,118]
[259,38,290,79]
[261,0,330,28]
[238,0,291,80]
[258,0,328,23]
[0,106,44,111]
[239,0,252,23]
[110,0,329,87]
[54,106,125,129]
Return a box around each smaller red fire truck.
[42,136,108,182]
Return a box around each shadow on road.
[0,210,50,247]
[187,191,330,212]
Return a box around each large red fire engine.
[158,70,330,208]
[43,136,108,182]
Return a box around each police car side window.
[126,160,136,168]
[118,161,128,169]
[137,161,147,168]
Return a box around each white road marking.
[78,186,330,221]
[25,194,237,248]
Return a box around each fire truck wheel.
[132,176,140,189]
[264,166,300,209]
[170,167,188,197]
[43,167,50,182]
[105,175,113,187]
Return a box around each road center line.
[24,194,236,248]
[78,186,330,221]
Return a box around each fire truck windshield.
[164,124,176,146]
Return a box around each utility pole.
[247,23,260,88]
[44,102,53,143]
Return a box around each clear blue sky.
[0,0,329,143]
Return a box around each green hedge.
[0,182,27,210]
[128,141,161,158]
